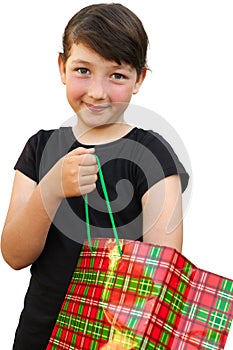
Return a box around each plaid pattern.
[47,239,233,349]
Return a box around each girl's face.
[58,43,146,131]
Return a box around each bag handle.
[84,155,122,256]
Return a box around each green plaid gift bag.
[47,156,233,349]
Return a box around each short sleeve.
[14,129,56,183]
[134,130,189,198]
[14,134,39,182]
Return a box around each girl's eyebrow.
[71,59,133,72]
[71,59,91,66]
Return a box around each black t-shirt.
[13,127,189,349]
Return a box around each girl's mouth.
[85,103,110,113]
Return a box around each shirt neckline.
[67,126,138,148]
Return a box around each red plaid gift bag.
[47,156,233,349]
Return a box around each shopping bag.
[47,156,233,349]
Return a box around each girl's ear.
[58,54,66,85]
[133,68,147,95]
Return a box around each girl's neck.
[72,122,134,145]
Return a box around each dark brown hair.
[60,3,149,75]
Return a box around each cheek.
[66,77,86,100]
[108,85,134,103]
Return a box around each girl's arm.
[1,147,97,270]
[1,170,59,270]
[141,174,183,252]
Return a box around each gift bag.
[47,156,233,349]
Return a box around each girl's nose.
[87,77,107,100]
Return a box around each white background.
[0,0,233,348]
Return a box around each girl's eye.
[112,73,125,80]
[77,68,90,75]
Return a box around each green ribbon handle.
[84,154,122,256]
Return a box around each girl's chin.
[76,114,119,129]
[75,119,113,131]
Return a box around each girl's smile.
[85,102,111,114]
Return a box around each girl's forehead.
[69,42,106,59]
[68,43,134,72]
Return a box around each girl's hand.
[44,147,98,199]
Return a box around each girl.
[1,3,189,349]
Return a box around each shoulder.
[128,127,178,163]
[27,127,72,148]
[25,127,76,160]
[128,127,171,148]
[31,128,55,141]
[128,127,189,193]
